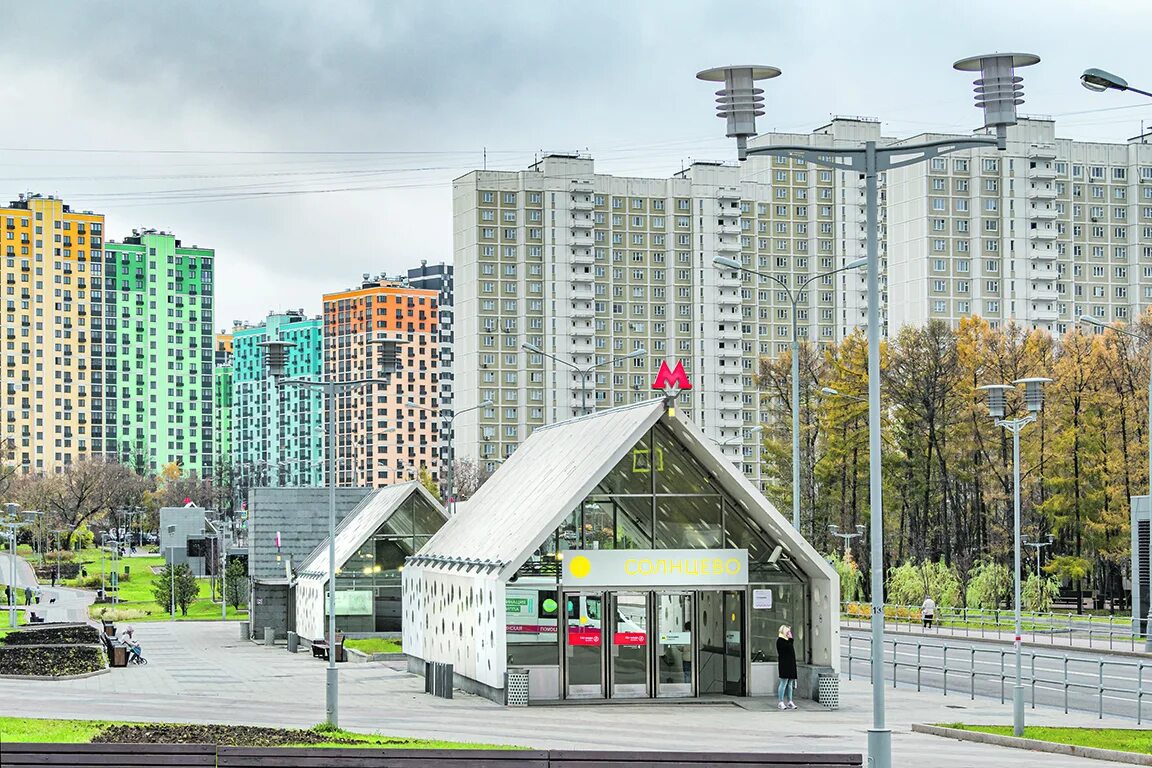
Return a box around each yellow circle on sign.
[569,555,592,579]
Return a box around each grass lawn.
[944,724,1152,755]
[0,717,512,749]
[78,555,248,623]
[344,638,402,655]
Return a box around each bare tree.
[20,459,147,539]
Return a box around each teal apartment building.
[232,310,324,492]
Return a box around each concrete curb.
[346,648,405,663]
[0,667,110,681]
[913,723,1152,766]
[843,625,1152,660]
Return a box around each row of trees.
[761,315,1151,610]
[1,459,215,548]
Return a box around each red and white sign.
[613,631,647,646]
[567,628,602,646]
[652,360,692,397]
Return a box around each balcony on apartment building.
[1027,183,1058,200]
[1027,163,1058,181]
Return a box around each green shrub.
[1022,573,1060,612]
[965,560,1013,609]
[90,607,151,622]
[887,559,961,607]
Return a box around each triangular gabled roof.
[413,398,835,585]
[297,480,447,582]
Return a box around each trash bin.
[263,626,274,646]
[506,668,529,707]
[286,631,298,653]
[239,622,250,641]
[110,645,128,668]
[817,674,840,710]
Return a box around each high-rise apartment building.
[101,231,215,476]
[323,276,440,488]
[232,310,324,488]
[452,153,861,482]
[407,260,453,472]
[2,195,104,473]
[884,117,1152,333]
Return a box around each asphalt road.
[842,627,1151,722]
[0,552,94,623]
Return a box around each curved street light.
[406,399,493,513]
[521,344,645,416]
[1081,68,1152,97]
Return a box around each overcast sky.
[4,0,1152,328]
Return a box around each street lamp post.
[718,425,763,447]
[1080,314,1152,650]
[1023,534,1055,576]
[714,255,866,533]
[2,503,23,628]
[261,333,403,729]
[521,344,646,417]
[406,399,492,514]
[978,377,1050,737]
[829,524,866,556]
[699,53,1040,768]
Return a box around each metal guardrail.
[842,632,1150,724]
[841,602,1146,651]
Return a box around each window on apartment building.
[955,159,970,172]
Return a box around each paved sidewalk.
[0,621,1137,766]
[0,553,94,623]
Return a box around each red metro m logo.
[652,360,692,398]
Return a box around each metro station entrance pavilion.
[403,398,838,703]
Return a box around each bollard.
[287,631,298,653]
[240,622,250,641]
[264,626,274,646]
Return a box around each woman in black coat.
[776,625,797,710]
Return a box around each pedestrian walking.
[3,584,9,606]
[776,625,798,710]
[24,586,31,605]
[34,586,42,604]
[50,571,56,587]
[921,595,936,630]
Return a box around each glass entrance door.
[655,592,693,697]
[564,592,605,699]
[610,592,649,698]
[723,590,745,696]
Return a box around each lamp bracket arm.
[743,145,864,171]
[878,137,1003,171]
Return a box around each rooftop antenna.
[483,146,487,171]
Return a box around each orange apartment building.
[322,275,440,488]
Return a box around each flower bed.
[0,624,102,647]
[0,645,107,677]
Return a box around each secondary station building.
[402,393,839,703]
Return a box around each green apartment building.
[100,230,215,476]
[232,310,324,493]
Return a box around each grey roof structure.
[296,480,446,582]
[247,487,374,581]
[412,397,836,586]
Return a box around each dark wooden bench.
[220,747,549,766]
[2,742,216,766]
[548,753,863,767]
[217,748,860,767]
[310,631,346,662]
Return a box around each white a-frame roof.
[297,480,446,582]
[412,398,835,585]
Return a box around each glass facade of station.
[330,492,444,632]
[505,422,808,699]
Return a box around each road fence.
[841,601,1146,652]
[842,631,1149,723]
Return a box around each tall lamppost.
[1023,534,1055,577]
[406,399,492,514]
[261,333,403,728]
[829,523,866,556]
[699,53,1040,768]
[520,344,646,417]
[714,255,866,532]
[1080,314,1152,649]
[718,425,763,446]
[978,377,1050,737]
[1,503,23,628]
